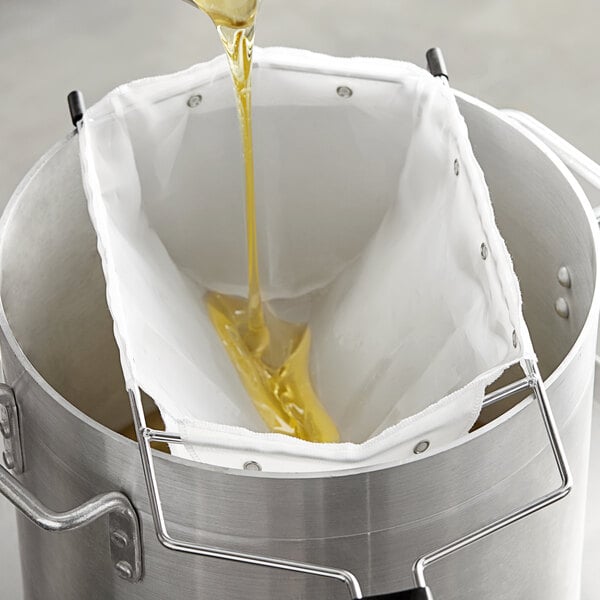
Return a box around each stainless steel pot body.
[0,67,598,599]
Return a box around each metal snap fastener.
[414,440,430,454]
[336,85,353,98]
[480,242,488,260]
[243,460,262,471]
[187,94,203,108]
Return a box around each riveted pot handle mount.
[0,384,143,582]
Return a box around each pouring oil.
[192,0,339,442]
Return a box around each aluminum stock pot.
[0,57,598,600]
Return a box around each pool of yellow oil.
[192,0,339,442]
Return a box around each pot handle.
[364,588,432,599]
[502,109,600,213]
[0,383,143,582]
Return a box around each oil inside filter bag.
[194,0,339,442]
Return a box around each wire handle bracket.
[129,357,569,599]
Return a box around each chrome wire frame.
[412,358,572,590]
[128,388,364,599]
[129,357,569,599]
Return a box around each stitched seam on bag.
[446,92,519,343]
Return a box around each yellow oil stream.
[192,0,339,442]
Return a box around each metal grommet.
[557,266,572,288]
[336,85,353,99]
[453,158,460,176]
[480,242,488,260]
[243,460,262,471]
[512,329,518,348]
[555,297,570,319]
[187,94,203,108]
[413,440,430,454]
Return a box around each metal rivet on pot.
[336,85,353,98]
[557,266,572,288]
[414,440,430,454]
[0,406,9,438]
[555,297,570,319]
[454,158,460,176]
[243,460,262,471]
[115,560,134,580]
[2,451,14,470]
[512,329,518,348]
[110,529,130,549]
[187,94,203,108]
[480,242,488,260]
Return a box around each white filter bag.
[79,47,534,472]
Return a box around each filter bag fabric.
[79,47,534,472]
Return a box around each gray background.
[0,0,598,598]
